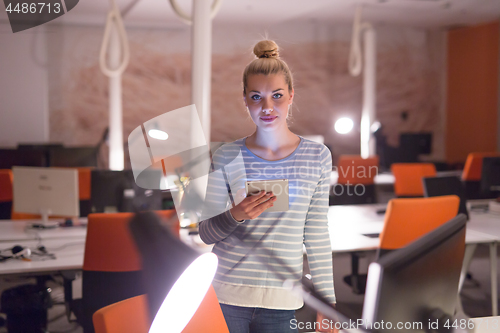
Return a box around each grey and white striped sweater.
[199,136,335,309]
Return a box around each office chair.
[77,167,92,216]
[93,295,149,333]
[330,155,379,205]
[461,152,500,199]
[344,195,459,294]
[0,169,13,219]
[69,210,179,333]
[391,163,436,197]
[378,195,460,254]
[92,287,228,333]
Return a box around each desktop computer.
[362,214,467,332]
[480,157,500,196]
[423,176,469,220]
[49,146,98,168]
[90,170,163,213]
[12,167,80,223]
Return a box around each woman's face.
[243,74,294,131]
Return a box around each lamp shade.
[128,211,211,323]
[149,252,218,333]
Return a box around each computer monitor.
[50,146,98,167]
[423,176,469,220]
[12,167,80,223]
[480,157,500,196]
[362,214,466,333]
[0,149,45,169]
[400,133,432,155]
[17,143,64,167]
[90,170,163,213]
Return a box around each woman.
[199,40,335,333]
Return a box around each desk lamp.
[128,211,218,333]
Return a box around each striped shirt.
[199,135,335,309]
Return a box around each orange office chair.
[391,163,436,197]
[0,169,13,219]
[330,155,379,205]
[379,195,460,253]
[93,295,150,333]
[77,167,92,216]
[93,286,228,333]
[71,210,179,333]
[344,195,460,294]
[461,152,500,199]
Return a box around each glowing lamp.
[148,129,169,140]
[128,212,219,333]
[334,118,354,134]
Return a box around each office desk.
[0,238,84,276]
[328,204,500,316]
[0,221,86,280]
[330,170,463,187]
[330,172,395,186]
[0,219,87,242]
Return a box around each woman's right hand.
[229,190,277,222]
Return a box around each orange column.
[446,21,499,164]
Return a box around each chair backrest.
[0,169,13,203]
[182,285,229,333]
[93,285,228,333]
[78,167,92,201]
[84,210,179,271]
[337,155,379,185]
[379,195,460,251]
[93,294,150,333]
[462,152,500,181]
[391,163,436,197]
[82,210,179,333]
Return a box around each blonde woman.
[199,40,335,333]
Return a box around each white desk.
[330,170,463,187]
[0,221,87,277]
[0,238,85,275]
[0,219,87,242]
[330,172,395,186]
[327,204,500,316]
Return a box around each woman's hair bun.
[253,40,279,59]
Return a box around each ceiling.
[56,0,500,29]
[0,0,498,30]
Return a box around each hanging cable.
[99,0,130,78]
[168,0,223,25]
[348,5,372,77]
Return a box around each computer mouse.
[64,219,73,227]
[11,245,31,258]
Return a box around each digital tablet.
[245,179,289,212]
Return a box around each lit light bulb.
[148,129,169,140]
[334,118,354,134]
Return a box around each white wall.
[0,23,49,147]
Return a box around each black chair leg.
[343,253,367,294]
